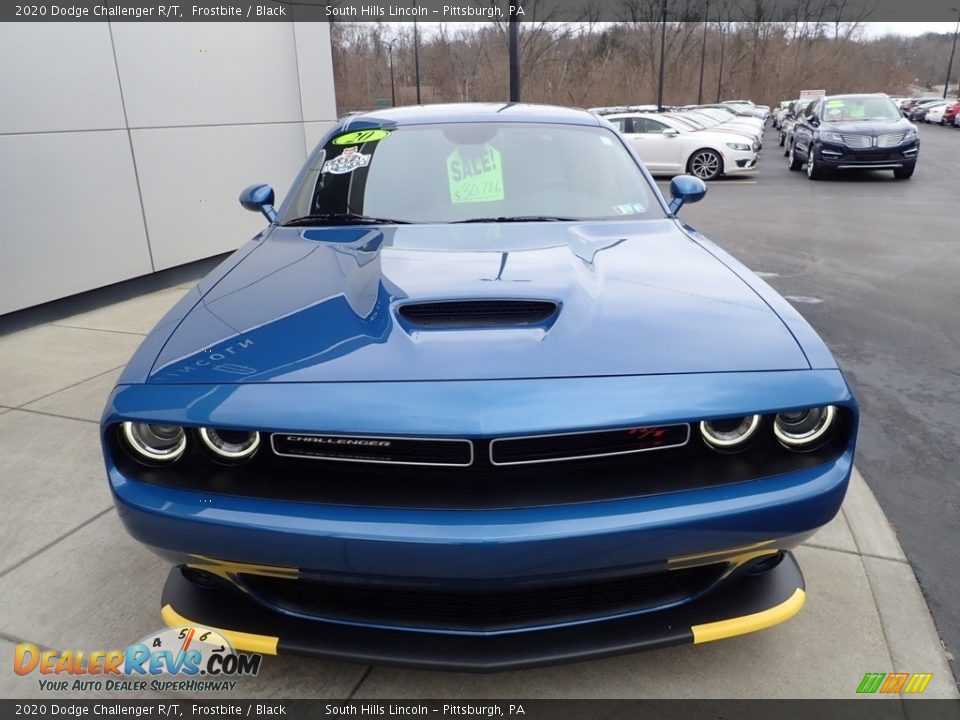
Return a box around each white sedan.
[605,113,758,180]
[924,102,951,124]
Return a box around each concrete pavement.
[0,275,955,700]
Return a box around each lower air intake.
[239,564,724,631]
[398,300,558,328]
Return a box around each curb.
[843,468,958,698]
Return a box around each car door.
[626,117,684,172]
[609,117,654,169]
[927,103,946,123]
[613,116,658,169]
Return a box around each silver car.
[779,99,814,155]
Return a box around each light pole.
[698,0,709,104]
[656,0,667,112]
[509,16,521,101]
[413,16,421,104]
[716,22,725,103]
[943,7,960,99]
[387,38,397,106]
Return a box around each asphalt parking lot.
[0,122,956,699]
[680,121,960,684]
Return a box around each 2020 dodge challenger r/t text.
[102,104,858,671]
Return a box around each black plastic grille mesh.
[242,564,723,631]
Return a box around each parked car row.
[716,99,770,119]
[591,101,767,180]
[771,100,792,129]
[897,96,960,126]
[777,98,811,150]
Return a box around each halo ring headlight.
[199,427,260,461]
[774,406,837,448]
[122,422,186,463]
[700,414,761,450]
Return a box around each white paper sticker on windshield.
[322,147,371,175]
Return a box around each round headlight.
[700,414,761,450]
[199,428,260,461]
[122,422,186,463]
[774,406,837,449]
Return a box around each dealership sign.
[800,89,826,100]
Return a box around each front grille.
[839,134,872,148]
[491,424,690,465]
[877,132,909,147]
[398,300,558,328]
[241,564,724,631]
[116,411,853,509]
[270,433,473,466]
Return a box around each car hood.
[711,122,762,137]
[146,221,809,384]
[695,129,757,144]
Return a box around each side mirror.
[239,184,277,223]
[807,114,820,127]
[663,128,680,137]
[668,175,707,214]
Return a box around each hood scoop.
[398,300,559,329]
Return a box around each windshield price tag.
[447,145,505,204]
[332,129,391,146]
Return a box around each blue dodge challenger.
[102,103,858,670]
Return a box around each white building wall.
[0,22,337,315]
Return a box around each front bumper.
[105,371,855,665]
[160,552,806,671]
[722,148,759,174]
[815,141,918,169]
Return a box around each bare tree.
[330,18,940,113]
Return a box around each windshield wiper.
[283,213,411,227]
[454,215,579,223]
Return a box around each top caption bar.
[3,0,959,22]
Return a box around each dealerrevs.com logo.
[14,625,262,693]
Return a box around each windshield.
[663,115,702,130]
[282,122,663,224]
[822,96,902,122]
[654,116,693,133]
[702,108,741,122]
[685,112,718,127]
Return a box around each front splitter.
[159,553,805,672]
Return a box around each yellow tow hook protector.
[691,588,806,644]
[161,604,279,656]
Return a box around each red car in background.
[943,101,960,126]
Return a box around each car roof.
[608,112,675,121]
[340,103,603,128]
[820,93,891,101]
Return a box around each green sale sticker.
[447,145,504,204]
